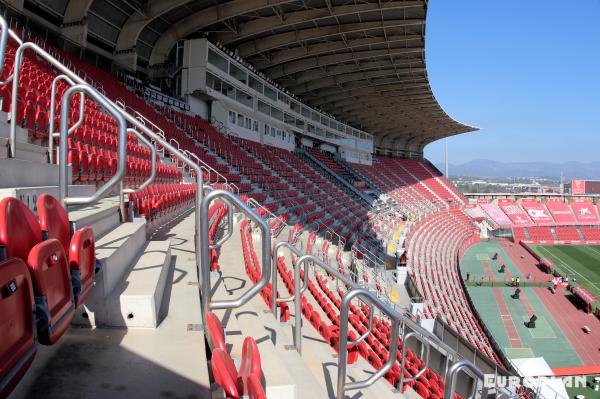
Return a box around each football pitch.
[530,244,600,302]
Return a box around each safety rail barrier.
[199,189,271,319]
[247,197,287,237]
[313,220,346,249]
[48,74,85,161]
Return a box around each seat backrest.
[246,373,266,399]
[239,336,262,394]
[37,194,70,252]
[0,258,37,397]
[27,239,74,345]
[206,312,226,352]
[211,349,239,399]
[0,197,42,261]
[68,227,95,305]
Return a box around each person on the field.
[515,276,520,287]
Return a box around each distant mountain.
[431,159,600,180]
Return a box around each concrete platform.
[0,158,71,188]
[104,240,172,328]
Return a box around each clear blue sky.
[423,0,600,165]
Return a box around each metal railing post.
[271,241,305,316]
[121,127,157,194]
[48,74,85,162]
[337,288,401,399]
[398,331,432,390]
[199,189,271,319]
[444,359,487,399]
[59,84,127,207]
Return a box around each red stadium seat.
[0,197,42,261]
[206,312,226,352]
[246,374,266,399]
[211,349,240,399]
[37,194,96,307]
[0,258,37,397]
[239,337,262,394]
[27,239,75,345]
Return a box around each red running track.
[498,240,549,283]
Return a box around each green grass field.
[530,244,600,302]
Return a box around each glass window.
[264,123,269,134]
[271,127,276,137]
[301,106,311,118]
[228,110,236,124]
[264,86,277,101]
[235,88,253,108]
[258,100,270,115]
[252,120,258,132]
[230,63,247,84]
[249,75,263,93]
[245,117,251,129]
[271,107,283,121]
[290,101,301,113]
[237,113,244,127]
[222,82,235,99]
[208,49,227,72]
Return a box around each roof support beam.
[290,67,426,94]
[214,1,424,45]
[267,47,422,79]
[251,34,423,69]
[149,0,301,64]
[114,0,189,70]
[237,20,422,58]
[308,83,429,107]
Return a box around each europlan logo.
[483,374,589,389]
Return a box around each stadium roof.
[28,0,479,152]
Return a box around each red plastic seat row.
[206,312,265,399]
[0,195,96,396]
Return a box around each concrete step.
[68,196,122,240]
[73,221,146,326]
[0,158,72,188]
[0,184,96,212]
[102,240,172,328]
[0,137,48,162]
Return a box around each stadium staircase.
[299,147,375,205]
[0,18,505,399]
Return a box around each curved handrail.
[398,331,432,389]
[59,84,127,206]
[48,74,85,162]
[337,288,401,399]
[200,189,271,318]
[209,198,233,249]
[271,241,309,315]
[0,25,23,86]
[121,127,157,194]
[444,359,487,399]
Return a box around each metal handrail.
[444,360,487,399]
[0,23,23,86]
[48,74,85,162]
[7,39,204,281]
[271,241,307,315]
[398,331,431,389]
[247,198,287,237]
[199,189,271,319]
[59,84,127,208]
[121,127,156,194]
[337,288,401,399]
[209,199,233,249]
